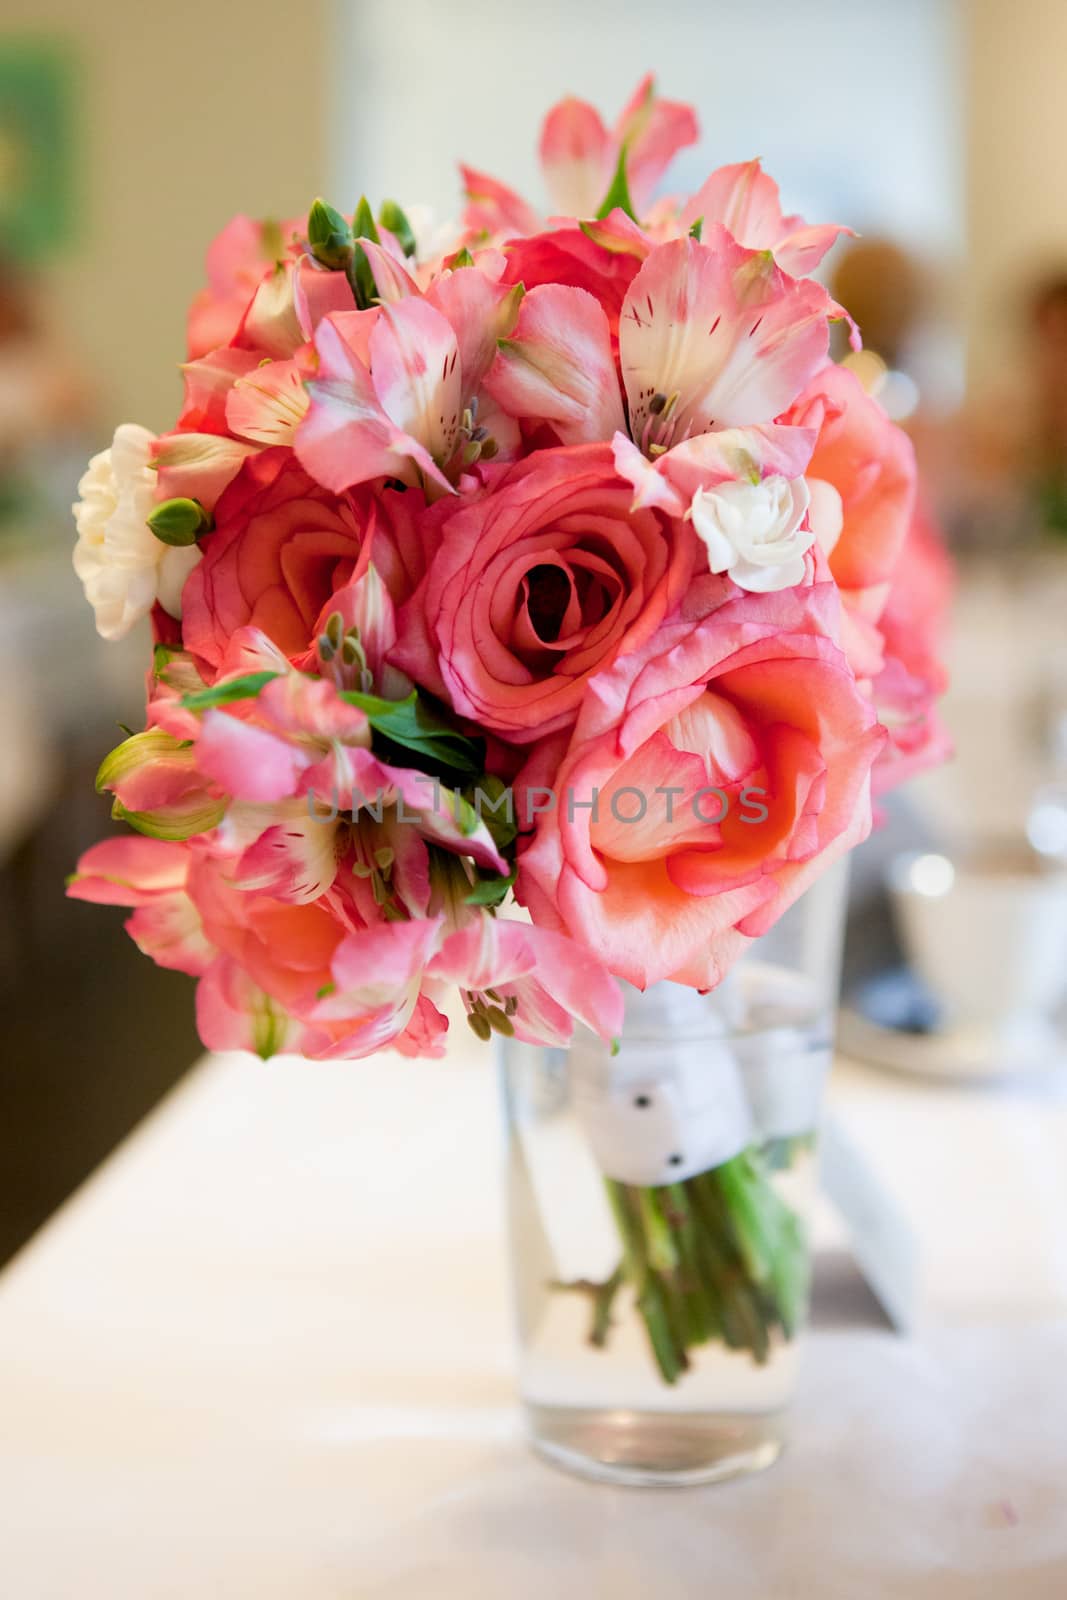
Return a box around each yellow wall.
[3,0,327,431]
[966,0,1067,391]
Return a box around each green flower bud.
[307,197,353,270]
[146,497,212,546]
[351,196,381,244]
[378,199,417,258]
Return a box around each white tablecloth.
[1,1048,1065,1598]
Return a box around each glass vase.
[499,861,848,1487]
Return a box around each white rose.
[689,475,814,592]
[72,423,202,641]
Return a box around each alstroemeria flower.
[295,248,521,497]
[195,672,373,805]
[460,74,698,239]
[425,914,623,1046]
[66,837,214,976]
[677,160,853,279]
[486,230,832,537]
[186,214,301,360]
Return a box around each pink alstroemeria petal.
[613,74,700,213]
[226,359,309,447]
[296,313,453,494]
[369,297,462,465]
[540,96,613,219]
[66,836,190,905]
[484,284,625,445]
[230,808,340,904]
[426,264,522,394]
[459,165,541,239]
[680,160,852,278]
[197,710,314,802]
[152,432,259,511]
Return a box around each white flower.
[688,475,814,592]
[72,423,202,641]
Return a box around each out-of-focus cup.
[887,846,1067,1029]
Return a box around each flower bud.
[307,198,353,270]
[146,497,212,547]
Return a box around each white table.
[1,1047,1065,1598]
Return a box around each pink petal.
[613,75,699,211]
[320,917,443,1018]
[459,165,541,238]
[231,814,339,904]
[369,298,462,464]
[539,96,612,218]
[426,266,522,393]
[152,432,259,511]
[296,314,452,494]
[197,710,313,802]
[774,225,855,278]
[611,431,687,515]
[196,956,307,1059]
[66,837,190,905]
[127,893,215,976]
[356,238,421,304]
[178,348,260,432]
[226,359,309,446]
[484,284,624,445]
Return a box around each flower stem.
[592,1147,810,1384]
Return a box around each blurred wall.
[966,0,1067,393]
[2,0,328,431]
[332,0,963,258]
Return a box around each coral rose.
[516,573,884,989]
[181,451,428,680]
[788,363,917,677]
[391,443,696,742]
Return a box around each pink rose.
[392,444,695,742]
[516,573,884,989]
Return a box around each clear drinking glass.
[500,861,848,1486]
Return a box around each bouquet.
[68,76,947,1383]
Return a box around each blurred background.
[2,0,1067,1263]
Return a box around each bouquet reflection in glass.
[501,866,843,1487]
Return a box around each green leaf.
[339,689,483,775]
[307,197,353,270]
[448,246,475,269]
[689,215,704,242]
[464,868,517,907]
[147,497,212,547]
[595,144,637,222]
[463,774,517,849]
[180,671,281,712]
[378,199,416,257]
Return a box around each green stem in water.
[589,1148,810,1384]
